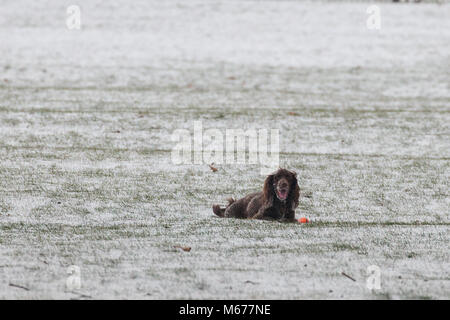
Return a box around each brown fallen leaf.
[303,191,313,198]
[288,112,299,116]
[174,245,191,252]
[209,164,218,172]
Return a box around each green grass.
[0,0,449,299]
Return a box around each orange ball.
[298,217,309,224]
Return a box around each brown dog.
[213,168,300,222]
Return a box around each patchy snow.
[0,0,449,299]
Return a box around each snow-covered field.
[0,0,449,299]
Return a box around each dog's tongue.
[278,190,287,200]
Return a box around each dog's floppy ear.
[289,171,300,210]
[262,174,275,206]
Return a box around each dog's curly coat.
[213,168,300,222]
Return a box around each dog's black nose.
[280,182,288,188]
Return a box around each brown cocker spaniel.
[213,168,300,222]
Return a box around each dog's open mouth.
[276,189,288,200]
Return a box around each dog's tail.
[212,205,225,217]
[212,198,235,217]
